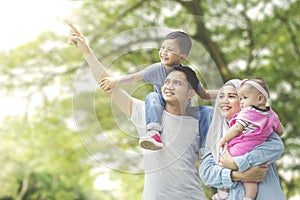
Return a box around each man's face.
[159,39,185,67]
[161,70,194,107]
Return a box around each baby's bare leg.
[243,182,258,200]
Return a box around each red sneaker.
[139,132,163,151]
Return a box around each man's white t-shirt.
[130,98,206,200]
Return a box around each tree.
[1,0,299,199]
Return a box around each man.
[69,23,206,199]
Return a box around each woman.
[199,79,285,200]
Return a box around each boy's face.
[159,39,185,67]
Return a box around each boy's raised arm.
[197,88,219,99]
[100,72,144,93]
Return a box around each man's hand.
[219,144,238,170]
[68,22,91,56]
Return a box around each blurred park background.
[0,0,299,199]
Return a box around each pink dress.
[228,106,281,157]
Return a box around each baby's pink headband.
[241,79,269,99]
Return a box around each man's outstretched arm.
[68,22,132,117]
[68,22,109,81]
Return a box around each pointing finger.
[67,21,82,36]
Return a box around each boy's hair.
[172,65,199,91]
[164,31,192,55]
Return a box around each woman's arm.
[227,132,284,172]
[199,152,234,188]
[231,164,269,182]
[199,152,269,189]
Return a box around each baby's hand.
[219,139,226,147]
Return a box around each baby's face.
[238,84,261,109]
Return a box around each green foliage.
[0,98,101,199]
[1,0,300,199]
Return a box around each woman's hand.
[219,144,238,170]
[232,163,269,182]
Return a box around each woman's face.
[218,85,240,120]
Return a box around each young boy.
[100,31,218,150]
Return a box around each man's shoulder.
[131,98,145,120]
[132,97,145,106]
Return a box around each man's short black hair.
[171,65,199,91]
[164,31,192,55]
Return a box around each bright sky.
[0,2,122,192]
[0,0,80,120]
[0,0,78,51]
